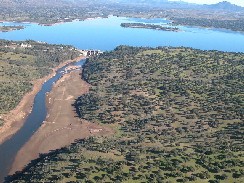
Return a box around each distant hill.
[0,0,93,7]
[205,1,244,11]
[0,0,63,7]
[114,0,200,9]
[0,0,198,8]
[123,0,244,11]
[2,0,243,11]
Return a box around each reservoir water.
[0,16,244,182]
[1,16,244,52]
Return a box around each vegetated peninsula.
[8,46,244,182]
[172,18,244,32]
[0,25,24,32]
[121,23,179,32]
[0,40,81,126]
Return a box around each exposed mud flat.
[0,56,85,145]
[10,70,113,174]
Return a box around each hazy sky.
[170,0,244,7]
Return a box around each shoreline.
[0,16,105,27]
[1,16,244,34]
[9,69,113,174]
[0,55,86,145]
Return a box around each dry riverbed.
[0,56,85,145]
[9,69,113,174]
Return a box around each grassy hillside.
[7,46,244,182]
[0,39,80,125]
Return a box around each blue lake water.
[1,16,244,52]
[0,15,244,182]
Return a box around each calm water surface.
[1,16,244,52]
[0,16,244,182]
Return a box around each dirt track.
[9,70,113,174]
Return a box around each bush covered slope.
[8,46,244,182]
[0,40,80,125]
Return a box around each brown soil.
[9,69,113,174]
[0,56,85,145]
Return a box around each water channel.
[0,59,85,182]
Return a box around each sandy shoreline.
[9,69,113,174]
[0,55,86,145]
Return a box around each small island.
[121,23,180,32]
[0,25,25,32]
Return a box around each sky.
[170,0,244,7]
